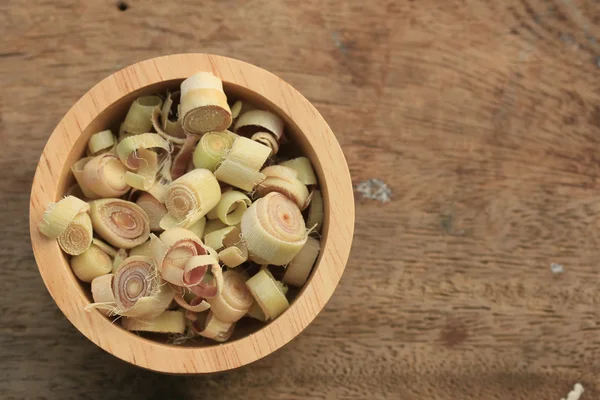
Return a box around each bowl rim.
[29,53,354,373]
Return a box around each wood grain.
[2,0,600,398]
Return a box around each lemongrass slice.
[279,157,317,185]
[116,133,170,169]
[234,110,284,140]
[227,136,271,171]
[251,132,279,156]
[124,148,159,191]
[121,95,163,135]
[38,196,90,239]
[88,130,116,155]
[193,131,235,171]
[82,153,130,197]
[71,158,100,199]
[241,192,307,265]
[230,100,257,121]
[214,159,266,192]
[92,238,117,258]
[160,169,221,229]
[194,311,235,342]
[206,270,253,323]
[122,310,185,333]
[204,226,236,252]
[57,213,93,256]
[245,269,289,320]
[89,199,151,249]
[306,189,323,233]
[213,190,251,226]
[173,287,210,312]
[246,302,267,321]
[203,219,228,238]
[91,274,115,315]
[282,236,320,287]
[71,244,112,282]
[129,240,153,258]
[218,244,248,268]
[256,176,309,209]
[135,192,167,232]
[112,248,128,273]
[188,216,206,239]
[189,263,223,299]
[171,134,200,179]
[112,256,173,318]
[147,158,173,203]
[151,106,186,145]
[180,72,232,134]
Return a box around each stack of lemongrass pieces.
[38,72,324,343]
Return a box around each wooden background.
[2,0,600,399]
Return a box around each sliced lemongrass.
[190,263,223,299]
[180,72,232,134]
[151,106,186,145]
[171,134,200,180]
[38,195,90,239]
[241,192,307,265]
[204,226,236,252]
[230,100,257,121]
[192,131,235,171]
[206,270,253,323]
[135,192,167,232]
[89,199,150,249]
[71,158,100,199]
[112,248,128,273]
[188,216,206,239]
[194,311,235,342]
[116,133,170,169]
[227,136,271,171]
[70,244,112,282]
[57,213,93,256]
[147,159,173,203]
[282,236,320,287]
[251,131,279,156]
[129,240,153,258]
[203,219,228,239]
[214,159,266,192]
[124,148,159,191]
[82,153,130,198]
[111,256,173,319]
[218,244,248,268]
[246,302,267,321]
[234,110,284,140]
[91,274,115,315]
[306,189,323,233]
[122,310,185,333]
[88,130,116,155]
[279,157,317,185]
[160,169,221,229]
[245,269,289,320]
[173,287,211,312]
[92,238,117,258]
[256,176,309,209]
[183,255,218,286]
[121,95,163,135]
[261,165,298,180]
[212,190,251,226]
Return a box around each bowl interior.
[59,79,329,347]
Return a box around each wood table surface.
[2,0,600,399]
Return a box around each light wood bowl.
[29,54,354,373]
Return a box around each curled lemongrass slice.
[279,157,317,185]
[112,248,128,273]
[171,134,200,180]
[173,287,210,312]
[193,311,235,342]
[193,131,235,171]
[135,192,167,232]
[151,105,186,145]
[251,132,279,156]
[283,236,321,287]
[306,189,323,233]
[120,95,163,135]
[241,192,307,265]
[214,159,266,192]
[204,226,236,252]
[160,169,221,229]
[214,190,251,226]
[82,153,130,197]
[207,270,253,323]
[92,238,117,258]
[38,195,89,239]
[112,256,174,318]
[234,110,284,140]
[188,216,206,239]
[129,240,153,258]
[246,302,267,321]
[245,269,289,320]
[230,100,257,121]
[89,199,150,249]
[227,136,271,171]
[203,219,228,238]
[71,158,100,199]
[88,130,116,155]
[257,165,309,209]
[122,310,186,334]
[180,72,232,134]
[116,133,170,190]
[70,244,112,282]
[218,244,248,268]
[91,274,115,316]
[57,213,93,256]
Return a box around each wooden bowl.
[29,54,354,373]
